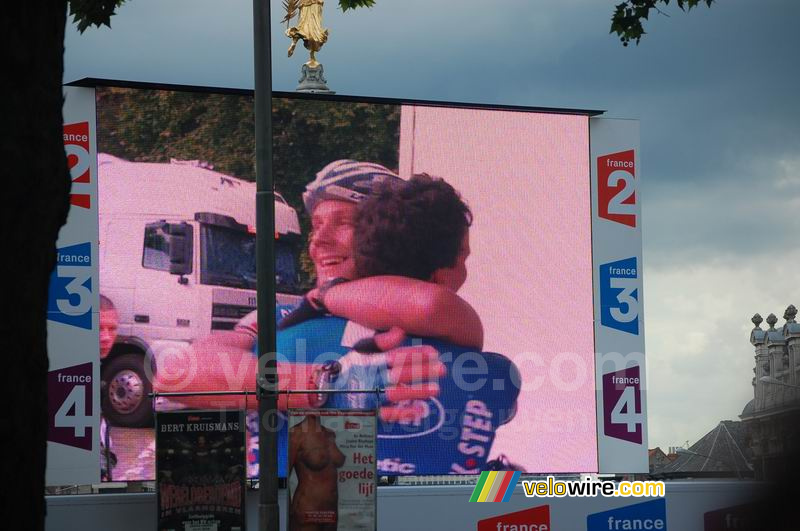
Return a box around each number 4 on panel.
[55,385,93,438]
[610,386,643,434]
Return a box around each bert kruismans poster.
[156,410,246,531]
[288,409,377,531]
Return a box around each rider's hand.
[352,326,406,353]
[276,293,326,330]
[332,327,445,424]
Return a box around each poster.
[288,409,377,531]
[156,410,246,531]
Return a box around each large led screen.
[95,85,601,481]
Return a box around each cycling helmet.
[302,159,402,214]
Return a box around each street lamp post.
[254,1,279,531]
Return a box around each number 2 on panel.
[607,169,635,217]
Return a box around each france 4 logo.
[48,242,93,330]
[588,499,666,530]
[48,362,93,450]
[598,149,636,228]
[603,365,644,444]
[64,121,92,209]
[599,257,640,335]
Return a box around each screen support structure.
[254,1,279,530]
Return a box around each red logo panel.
[598,149,636,227]
[478,505,550,531]
[63,122,91,209]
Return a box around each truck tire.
[101,352,153,427]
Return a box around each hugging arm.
[319,276,483,350]
[152,334,445,419]
[152,334,319,411]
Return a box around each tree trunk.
[2,2,71,529]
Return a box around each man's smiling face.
[309,200,358,286]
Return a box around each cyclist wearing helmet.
[154,160,458,412]
[274,169,520,475]
[288,172,481,349]
[157,161,519,475]
[241,159,484,348]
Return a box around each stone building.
[740,305,800,480]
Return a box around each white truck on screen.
[98,153,302,426]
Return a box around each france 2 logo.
[48,242,93,330]
[64,122,91,209]
[600,257,639,335]
[598,149,636,227]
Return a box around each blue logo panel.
[47,242,93,330]
[600,257,639,335]
[588,499,667,530]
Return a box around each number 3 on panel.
[609,277,638,323]
[56,265,92,316]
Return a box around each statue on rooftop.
[284,0,329,68]
[282,0,375,92]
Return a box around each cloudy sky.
[64,0,800,451]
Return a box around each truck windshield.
[200,224,256,290]
[275,240,300,294]
[200,224,300,293]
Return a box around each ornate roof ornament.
[785,305,797,324]
[750,313,768,346]
[766,313,778,330]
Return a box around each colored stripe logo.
[469,471,521,502]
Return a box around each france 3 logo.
[598,149,636,228]
[599,257,640,335]
[64,121,92,209]
[47,242,93,330]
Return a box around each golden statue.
[283,0,329,68]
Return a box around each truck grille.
[211,304,254,319]
[211,303,255,331]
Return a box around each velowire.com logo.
[469,471,521,502]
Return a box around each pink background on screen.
[399,106,597,472]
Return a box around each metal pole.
[254,1,279,530]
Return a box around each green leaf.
[339,0,376,12]
[610,0,714,46]
[68,0,127,33]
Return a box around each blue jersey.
[272,308,520,476]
